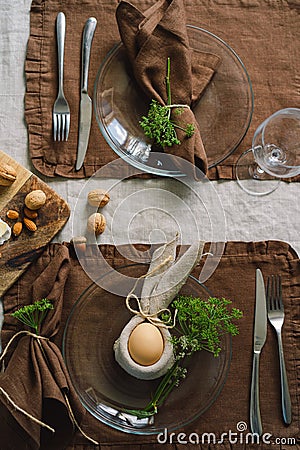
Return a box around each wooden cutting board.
[0,151,70,296]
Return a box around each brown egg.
[128,322,164,366]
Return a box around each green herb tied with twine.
[139,57,195,148]
[11,298,53,336]
[124,295,242,419]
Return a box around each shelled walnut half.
[0,162,17,186]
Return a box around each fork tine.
[65,114,70,141]
[267,275,275,311]
[277,275,283,310]
[53,114,57,141]
[61,115,65,141]
[267,275,284,312]
[272,275,276,310]
[57,115,61,142]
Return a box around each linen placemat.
[25,0,300,180]
[1,240,299,449]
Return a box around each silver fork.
[53,12,70,141]
[266,275,292,424]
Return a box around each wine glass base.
[235,149,280,196]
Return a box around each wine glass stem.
[256,166,265,175]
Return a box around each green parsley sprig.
[124,295,242,418]
[139,57,195,147]
[170,296,242,358]
[11,298,53,335]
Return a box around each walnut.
[87,213,106,236]
[24,190,47,210]
[0,162,17,186]
[87,189,110,208]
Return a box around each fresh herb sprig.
[170,296,242,358]
[124,295,242,419]
[11,298,53,335]
[139,57,195,147]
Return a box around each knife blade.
[75,17,97,171]
[250,268,267,436]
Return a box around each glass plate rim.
[62,263,233,435]
[93,24,254,177]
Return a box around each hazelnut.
[87,213,106,236]
[24,190,46,210]
[87,189,110,208]
[0,162,17,186]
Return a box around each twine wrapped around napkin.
[0,245,97,450]
[114,237,205,380]
[116,0,220,175]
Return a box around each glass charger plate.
[94,25,253,177]
[63,264,231,435]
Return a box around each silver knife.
[75,17,97,171]
[250,268,267,436]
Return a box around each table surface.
[0,0,298,257]
[0,1,299,445]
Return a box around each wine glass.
[235,108,300,195]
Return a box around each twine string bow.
[125,255,177,328]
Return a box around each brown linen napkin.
[3,241,299,449]
[0,245,87,450]
[116,0,220,175]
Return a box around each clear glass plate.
[94,25,253,177]
[63,264,232,435]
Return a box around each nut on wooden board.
[0,150,71,298]
[24,190,47,210]
[23,217,37,232]
[3,188,47,238]
[12,222,22,237]
[6,210,19,220]
[0,162,17,186]
[24,207,38,219]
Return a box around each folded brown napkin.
[0,245,87,450]
[116,0,220,175]
[2,241,299,449]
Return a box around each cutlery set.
[52,12,97,170]
[250,269,292,435]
